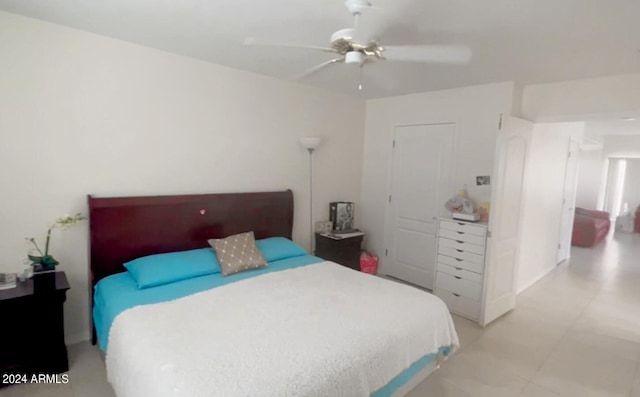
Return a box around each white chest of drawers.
[434,218,487,322]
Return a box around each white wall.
[360,82,515,271]
[575,148,604,209]
[517,122,585,292]
[622,159,640,213]
[0,11,365,344]
[521,73,640,121]
[602,135,640,158]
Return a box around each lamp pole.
[307,147,315,253]
[299,137,322,253]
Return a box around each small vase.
[33,271,56,293]
[29,255,59,272]
[33,263,56,272]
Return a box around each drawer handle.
[452,293,461,297]
[455,258,463,261]
[454,276,462,279]
[456,249,464,253]
[456,240,465,244]
[455,267,462,270]
[456,231,464,234]
[457,222,465,226]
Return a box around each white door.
[384,124,454,290]
[557,139,581,264]
[481,115,532,326]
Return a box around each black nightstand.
[315,233,364,270]
[0,271,70,378]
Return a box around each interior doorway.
[602,158,628,219]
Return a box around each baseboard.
[516,264,555,294]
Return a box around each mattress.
[96,257,458,397]
[93,254,324,351]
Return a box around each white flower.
[26,212,87,261]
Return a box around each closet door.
[384,124,454,289]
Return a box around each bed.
[89,190,459,397]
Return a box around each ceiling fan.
[245,0,472,90]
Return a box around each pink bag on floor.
[359,250,378,274]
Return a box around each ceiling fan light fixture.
[345,51,364,65]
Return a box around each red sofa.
[571,208,611,247]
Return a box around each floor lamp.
[300,137,322,253]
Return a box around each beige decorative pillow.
[208,231,268,276]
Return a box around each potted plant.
[27,213,86,272]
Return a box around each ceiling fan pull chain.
[358,65,363,91]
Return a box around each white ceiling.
[1,0,640,98]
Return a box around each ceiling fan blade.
[362,63,397,91]
[383,45,472,64]
[243,37,337,53]
[294,58,344,80]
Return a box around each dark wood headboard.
[88,190,294,344]
[88,189,294,286]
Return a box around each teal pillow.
[124,248,221,289]
[256,237,308,262]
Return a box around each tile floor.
[5,229,640,397]
[407,229,640,397]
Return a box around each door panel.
[482,115,532,326]
[557,139,580,263]
[396,229,432,264]
[385,124,454,290]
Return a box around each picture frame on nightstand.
[330,202,355,233]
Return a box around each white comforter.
[106,262,459,397]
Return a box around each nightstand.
[0,271,70,378]
[315,233,364,270]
